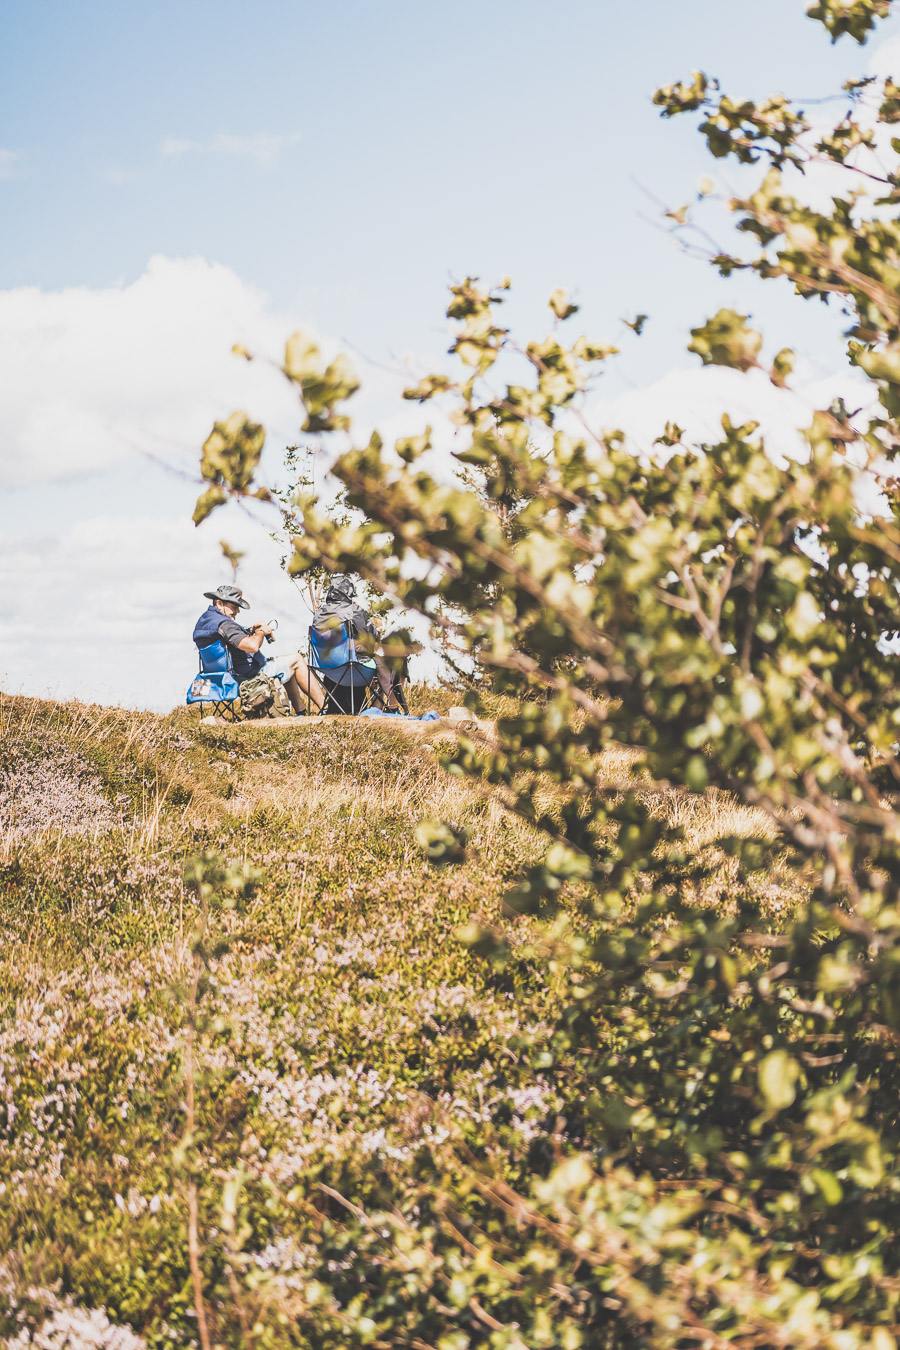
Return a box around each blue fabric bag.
[358,708,440,722]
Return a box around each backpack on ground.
[240,672,292,718]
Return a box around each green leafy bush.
[179,2,900,1343]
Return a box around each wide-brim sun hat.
[204,584,249,610]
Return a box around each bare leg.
[283,654,325,713]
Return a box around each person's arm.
[218,618,272,654]
[237,623,273,654]
[353,605,381,641]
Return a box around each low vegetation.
[1,692,795,1349]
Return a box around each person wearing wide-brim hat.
[193,584,325,714]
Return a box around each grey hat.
[325,574,356,603]
[204,584,249,610]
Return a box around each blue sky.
[6,0,889,361]
[2,0,899,707]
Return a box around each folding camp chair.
[186,639,242,722]
[307,622,381,716]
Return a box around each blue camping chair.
[186,639,242,721]
[308,621,381,715]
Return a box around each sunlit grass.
[0,691,804,1345]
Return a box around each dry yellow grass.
[0,693,786,907]
[227,727,540,868]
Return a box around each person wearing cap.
[193,584,325,714]
[311,575,407,708]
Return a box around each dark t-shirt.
[216,618,266,683]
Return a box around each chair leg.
[309,664,389,717]
[318,680,346,716]
[193,695,241,723]
[308,663,336,715]
[209,699,241,722]
[366,678,384,711]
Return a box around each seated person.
[194,584,325,715]
[311,574,407,709]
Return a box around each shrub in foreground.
[188,2,900,1343]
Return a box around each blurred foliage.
[194,413,271,525]
[185,1,900,1343]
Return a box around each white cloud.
[587,362,873,464]
[1,350,868,712]
[863,31,900,81]
[0,149,21,179]
[161,131,302,168]
[0,255,319,486]
[0,254,419,491]
[0,511,325,711]
[584,360,897,523]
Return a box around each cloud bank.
[0,254,427,707]
[0,255,313,487]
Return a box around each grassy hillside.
[0,693,787,1350]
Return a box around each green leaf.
[758,1050,800,1111]
[549,288,579,320]
[689,309,763,372]
[653,70,714,117]
[771,348,794,386]
[283,331,321,383]
[807,0,891,44]
[199,412,266,493]
[811,1167,843,1206]
[192,484,227,525]
[415,819,468,865]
